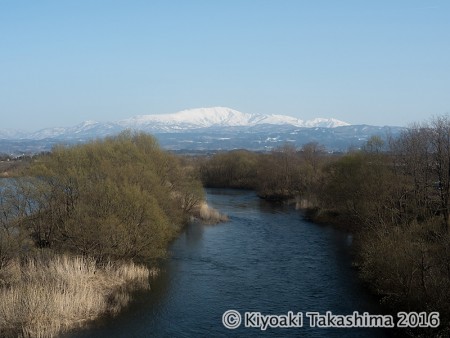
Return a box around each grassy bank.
[0,254,153,338]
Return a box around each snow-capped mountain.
[118,107,349,130]
[3,107,400,155]
[1,107,350,141]
[303,118,350,128]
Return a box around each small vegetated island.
[0,131,210,337]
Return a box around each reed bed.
[198,202,229,223]
[0,254,154,338]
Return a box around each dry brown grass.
[197,202,228,224]
[0,254,155,338]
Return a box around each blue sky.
[1,0,449,130]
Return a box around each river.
[67,188,389,337]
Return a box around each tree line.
[198,142,328,201]
[197,116,450,336]
[0,131,204,265]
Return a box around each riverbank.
[302,206,360,231]
[0,254,153,338]
[0,200,226,338]
[289,201,450,337]
[0,134,207,337]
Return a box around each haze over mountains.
[0,107,402,154]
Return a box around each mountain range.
[0,107,403,154]
[1,107,350,140]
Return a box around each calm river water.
[67,189,389,337]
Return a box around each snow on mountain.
[119,107,255,128]
[28,120,123,140]
[118,107,349,130]
[1,107,350,141]
[0,129,28,139]
[303,118,350,128]
[118,107,269,129]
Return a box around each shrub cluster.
[0,131,205,336]
[199,142,327,201]
[0,131,204,263]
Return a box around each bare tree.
[430,115,450,232]
[390,124,436,224]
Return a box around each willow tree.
[19,132,204,261]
